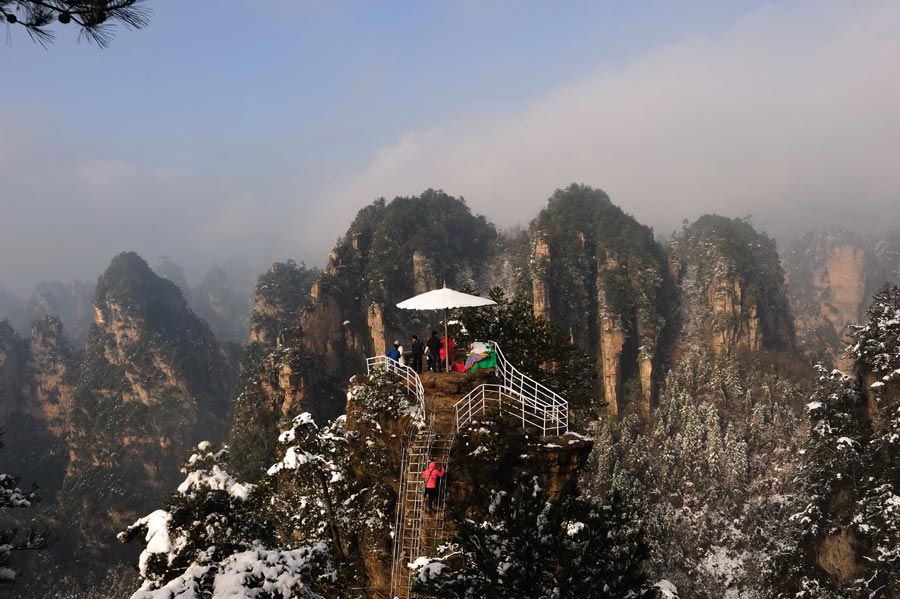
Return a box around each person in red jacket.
[439,336,455,371]
[421,461,445,512]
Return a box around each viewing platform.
[365,341,570,599]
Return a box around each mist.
[2,0,899,296]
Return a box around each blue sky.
[1,0,898,293]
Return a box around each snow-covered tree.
[120,441,333,598]
[764,286,900,597]
[584,348,805,597]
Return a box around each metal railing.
[366,355,426,415]
[453,341,568,436]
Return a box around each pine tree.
[413,476,651,599]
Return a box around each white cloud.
[303,0,900,242]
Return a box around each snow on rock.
[805,401,823,411]
[870,381,885,389]
[836,436,857,449]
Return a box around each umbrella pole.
[444,307,450,373]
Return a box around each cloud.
[304,0,900,242]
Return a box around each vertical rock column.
[368,303,386,358]
[532,236,552,321]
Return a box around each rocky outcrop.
[782,230,880,368]
[876,229,900,284]
[191,265,251,344]
[528,185,670,417]
[229,191,499,476]
[674,215,794,358]
[62,252,236,560]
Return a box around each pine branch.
[2,0,149,47]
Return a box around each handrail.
[453,341,569,436]
[366,356,426,416]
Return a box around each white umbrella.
[397,284,497,372]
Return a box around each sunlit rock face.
[782,229,881,369]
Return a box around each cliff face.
[62,252,236,559]
[674,215,794,358]
[527,185,671,417]
[782,230,881,368]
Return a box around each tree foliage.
[0,433,50,585]
[413,476,651,599]
[584,349,805,597]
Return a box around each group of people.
[386,331,455,373]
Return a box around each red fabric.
[421,462,445,488]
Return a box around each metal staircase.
[389,419,453,599]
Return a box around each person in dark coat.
[421,460,445,511]
[410,335,425,374]
[426,331,442,372]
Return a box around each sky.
[1,0,899,296]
